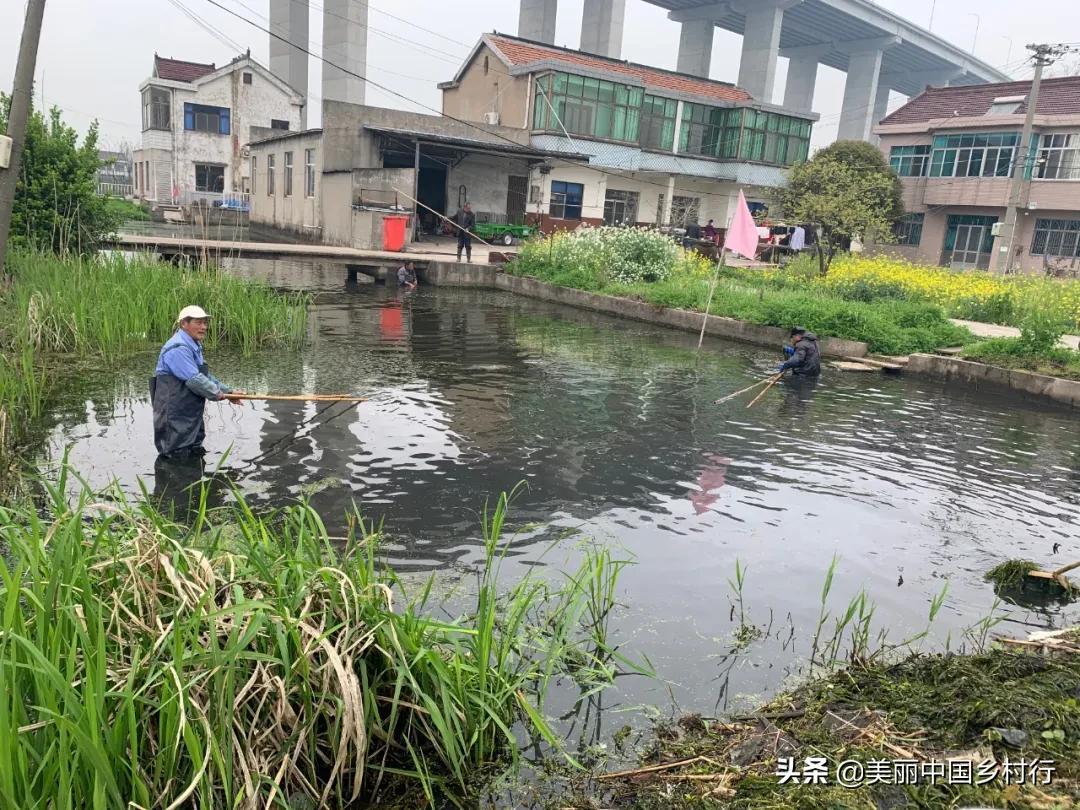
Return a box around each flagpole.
[697,247,727,350]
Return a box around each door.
[506,175,528,225]
[952,224,985,268]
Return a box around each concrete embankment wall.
[907,354,1080,409]
[422,263,869,358]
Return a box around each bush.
[513,227,679,286]
[1017,310,1067,354]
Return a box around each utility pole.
[0,0,48,279]
[996,44,1064,275]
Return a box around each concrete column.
[270,0,309,117]
[661,174,675,225]
[322,0,368,106]
[783,54,819,113]
[838,48,884,141]
[518,0,557,44]
[580,0,626,58]
[737,4,784,102]
[676,22,713,78]
[870,82,892,142]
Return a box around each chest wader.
[150,355,209,458]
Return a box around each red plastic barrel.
[382,215,409,251]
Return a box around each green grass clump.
[0,478,630,808]
[985,559,1041,588]
[962,338,1080,381]
[102,196,151,222]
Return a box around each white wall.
[446,154,534,220]
[249,131,323,237]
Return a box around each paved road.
[951,319,1080,351]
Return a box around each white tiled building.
[132,53,304,206]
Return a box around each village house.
[132,53,304,208]
[876,76,1080,274]
[439,33,819,233]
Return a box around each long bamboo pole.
[745,373,784,409]
[697,247,727,350]
[713,376,775,405]
[226,394,367,403]
[391,186,497,248]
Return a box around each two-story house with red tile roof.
[439,33,818,232]
[133,53,304,208]
[875,76,1080,274]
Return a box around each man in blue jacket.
[151,305,241,458]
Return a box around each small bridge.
[105,234,496,282]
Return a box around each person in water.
[151,305,241,459]
[778,327,821,376]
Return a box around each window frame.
[603,189,640,226]
[267,154,276,197]
[194,163,226,193]
[1035,133,1080,180]
[638,95,677,151]
[892,213,925,246]
[184,103,231,135]
[283,151,293,197]
[142,87,171,131]
[929,132,1018,178]
[304,148,316,198]
[532,71,642,143]
[549,180,584,220]
[1030,218,1080,258]
[889,145,931,177]
[251,156,256,196]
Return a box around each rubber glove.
[776,363,787,372]
[783,345,796,358]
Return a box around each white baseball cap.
[177,305,210,322]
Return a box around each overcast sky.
[2,0,1076,152]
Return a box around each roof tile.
[881,76,1080,125]
[154,55,217,83]
[487,34,752,105]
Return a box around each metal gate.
[506,175,528,225]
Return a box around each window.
[283,151,293,197]
[890,145,931,177]
[1031,219,1080,257]
[892,213,924,246]
[549,180,584,220]
[987,95,1025,116]
[194,163,225,193]
[678,104,811,166]
[184,103,230,135]
[267,154,275,196]
[250,156,256,195]
[484,55,489,75]
[680,103,742,159]
[304,148,315,197]
[942,214,998,269]
[603,189,639,225]
[1035,133,1080,180]
[271,119,290,130]
[639,95,677,151]
[533,72,643,142]
[243,72,253,85]
[929,132,1018,177]
[670,195,700,227]
[142,87,171,131]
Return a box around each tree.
[0,95,121,257]
[775,139,904,274]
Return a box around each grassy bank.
[558,643,1080,809]
[102,196,151,223]
[509,230,971,356]
[0,481,631,808]
[0,250,308,466]
[961,339,1080,381]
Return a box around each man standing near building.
[151,305,241,459]
[452,202,476,262]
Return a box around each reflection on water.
[41,258,1080,721]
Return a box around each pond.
[41,257,1080,748]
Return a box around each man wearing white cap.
[150,305,240,458]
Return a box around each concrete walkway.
[950,319,1080,351]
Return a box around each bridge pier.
[676,22,713,78]
[580,0,626,58]
[518,0,558,43]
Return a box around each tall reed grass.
[0,476,629,808]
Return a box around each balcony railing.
[182,191,251,212]
[98,183,134,198]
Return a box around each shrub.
[513,227,680,286]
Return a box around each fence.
[181,191,251,212]
[98,183,134,198]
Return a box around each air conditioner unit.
[0,135,12,170]
[240,145,251,157]
[483,111,500,126]
[991,222,1003,237]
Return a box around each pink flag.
[724,189,759,260]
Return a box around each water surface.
[43,258,1080,739]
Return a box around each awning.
[364,125,591,163]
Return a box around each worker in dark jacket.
[452,202,476,262]
[151,305,240,458]
[778,327,821,376]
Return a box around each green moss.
[985,560,1042,588]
